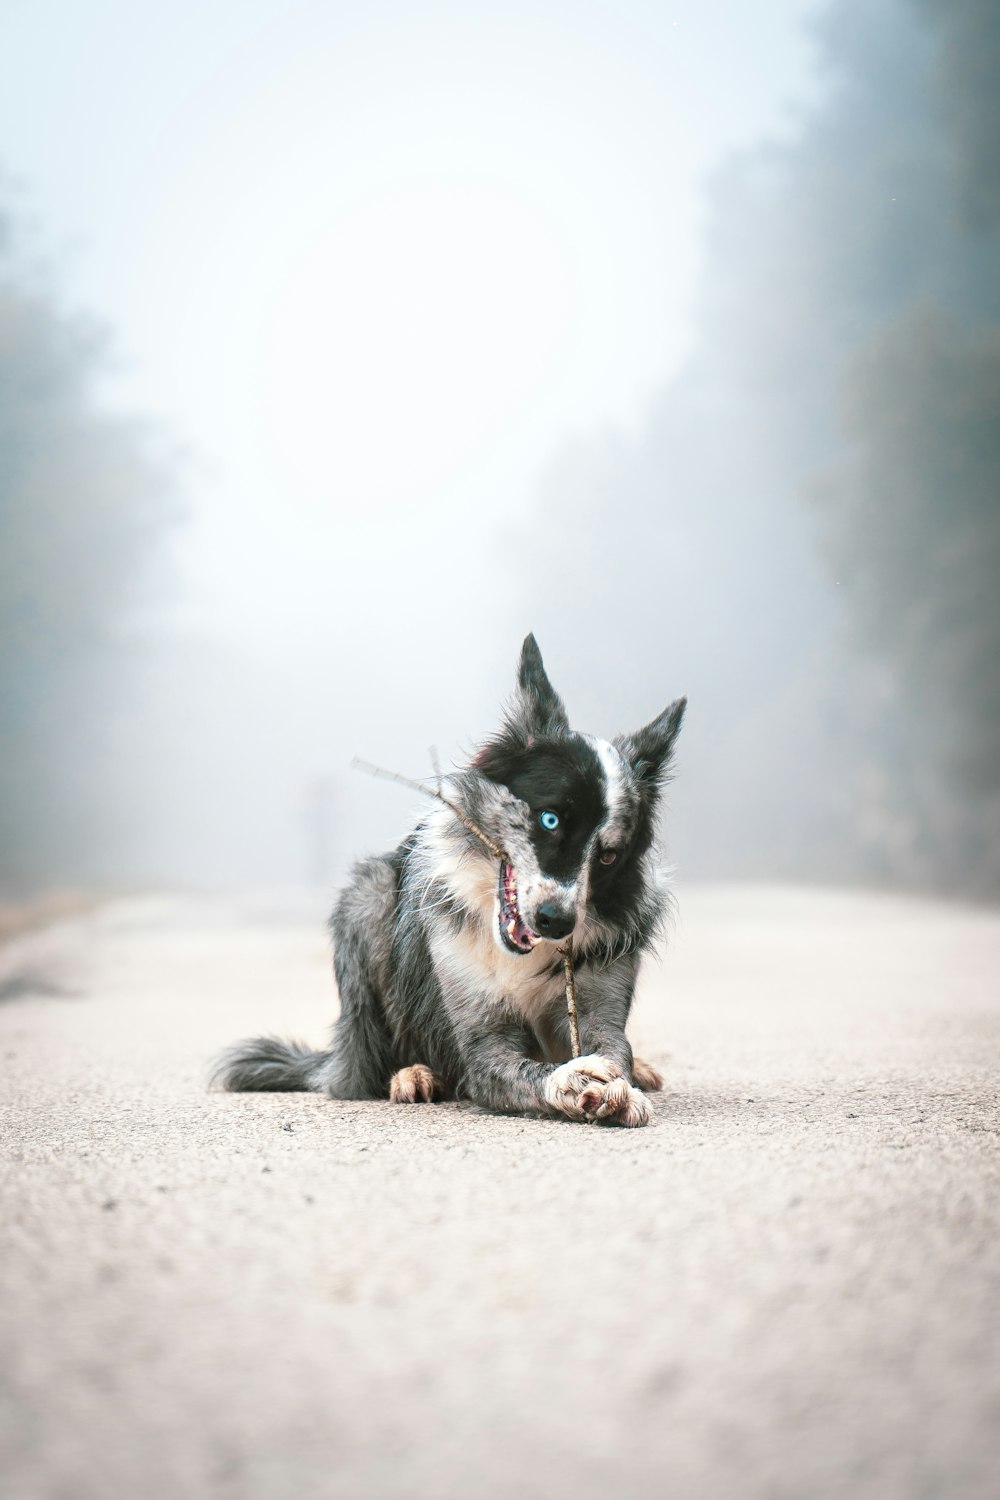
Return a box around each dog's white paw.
[544,1054,623,1120]
[389,1063,443,1103]
[584,1075,653,1128]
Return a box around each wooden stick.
[351,756,508,861]
[562,939,581,1057]
[429,745,443,798]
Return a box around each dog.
[212,635,686,1127]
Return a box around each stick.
[429,745,443,798]
[562,939,581,1057]
[351,756,508,861]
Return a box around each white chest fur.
[420,806,568,1022]
[429,918,566,1023]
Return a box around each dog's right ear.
[509,633,570,740]
[615,696,687,790]
[473,635,569,775]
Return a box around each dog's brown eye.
[599,848,617,865]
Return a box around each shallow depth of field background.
[1,0,998,901]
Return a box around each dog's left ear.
[615,696,687,788]
[509,633,570,739]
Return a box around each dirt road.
[2,885,998,1499]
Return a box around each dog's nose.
[533,902,575,940]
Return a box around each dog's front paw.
[544,1054,622,1120]
[581,1075,653,1128]
[389,1063,443,1103]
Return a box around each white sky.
[2,0,821,659]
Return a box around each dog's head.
[464,634,686,956]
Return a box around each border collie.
[212,635,686,1127]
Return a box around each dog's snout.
[533,902,575,941]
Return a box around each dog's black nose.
[534,902,575,940]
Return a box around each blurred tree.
[525,0,1000,892]
[811,304,1000,886]
[805,0,1000,884]
[818,307,1000,794]
[0,207,176,891]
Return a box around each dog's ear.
[615,696,687,789]
[508,633,570,740]
[472,635,569,777]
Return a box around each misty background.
[1,0,997,899]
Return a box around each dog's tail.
[210,1035,326,1093]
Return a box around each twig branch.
[561,939,581,1057]
[351,756,508,862]
[429,745,443,798]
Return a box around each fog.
[2,0,997,897]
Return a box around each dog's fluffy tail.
[210,1035,325,1092]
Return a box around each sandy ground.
[1,883,999,1500]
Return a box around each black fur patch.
[476,734,606,882]
[587,821,654,931]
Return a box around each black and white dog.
[213,636,686,1127]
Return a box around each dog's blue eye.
[539,810,559,832]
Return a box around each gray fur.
[209,1035,320,1092]
[212,637,686,1125]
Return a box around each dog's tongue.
[512,910,536,947]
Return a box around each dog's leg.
[311,858,397,1099]
[446,1006,648,1127]
[389,1064,444,1103]
[567,967,654,1127]
[535,1008,663,1092]
[531,1007,652,1123]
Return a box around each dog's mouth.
[498,861,538,954]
